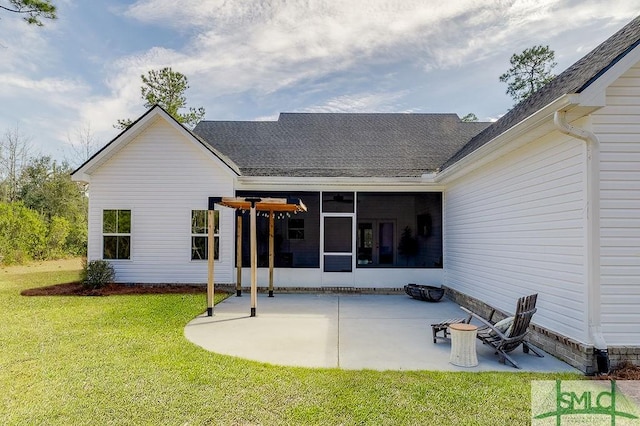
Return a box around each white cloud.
[0,74,87,94]
[118,0,639,99]
[301,91,409,113]
[118,1,493,98]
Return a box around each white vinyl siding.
[593,62,640,345]
[87,118,235,283]
[444,132,589,343]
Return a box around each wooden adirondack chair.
[460,293,544,368]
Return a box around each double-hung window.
[103,209,131,259]
[191,210,219,260]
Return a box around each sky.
[0,1,638,165]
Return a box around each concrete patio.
[185,293,579,372]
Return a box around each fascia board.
[435,94,579,184]
[236,176,444,192]
[578,43,640,107]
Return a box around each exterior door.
[321,192,355,286]
[322,216,354,285]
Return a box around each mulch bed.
[21,282,209,297]
[594,362,640,380]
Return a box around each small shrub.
[81,258,115,289]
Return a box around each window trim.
[191,209,220,261]
[102,209,132,260]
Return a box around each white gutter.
[553,109,607,352]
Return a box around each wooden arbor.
[207,196,307,317]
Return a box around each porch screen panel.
[324,255,352,272]
[322,192,354,213]
[323,217,352,252]
[236,191,320,268]
[356,192,443,268]
[323,217,352,272]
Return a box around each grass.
[0,259,582,425]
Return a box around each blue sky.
[0,1,637,165]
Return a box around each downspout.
[553,110,609,374]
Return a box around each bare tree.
[0,123,32,202]
[66,122,99,167]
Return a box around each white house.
[72,16,640,374]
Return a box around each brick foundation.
[444,287,639,375]
[609,347,640,367]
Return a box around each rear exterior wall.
[444,129,590,345]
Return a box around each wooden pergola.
[206,196,307,317]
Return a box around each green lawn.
[0,260,581,425]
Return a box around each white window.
[191,210,219,260]
[103,209,131,260]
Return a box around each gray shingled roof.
[193,113,489,177]
[441,15,640,170]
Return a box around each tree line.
[0,124,88,264]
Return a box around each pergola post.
[249,199,258,317]
[206,206,215,317]
[236,211,242,297]
[268,210,275,297]
[212,196,307,318]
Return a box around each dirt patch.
[21,282,210,297]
